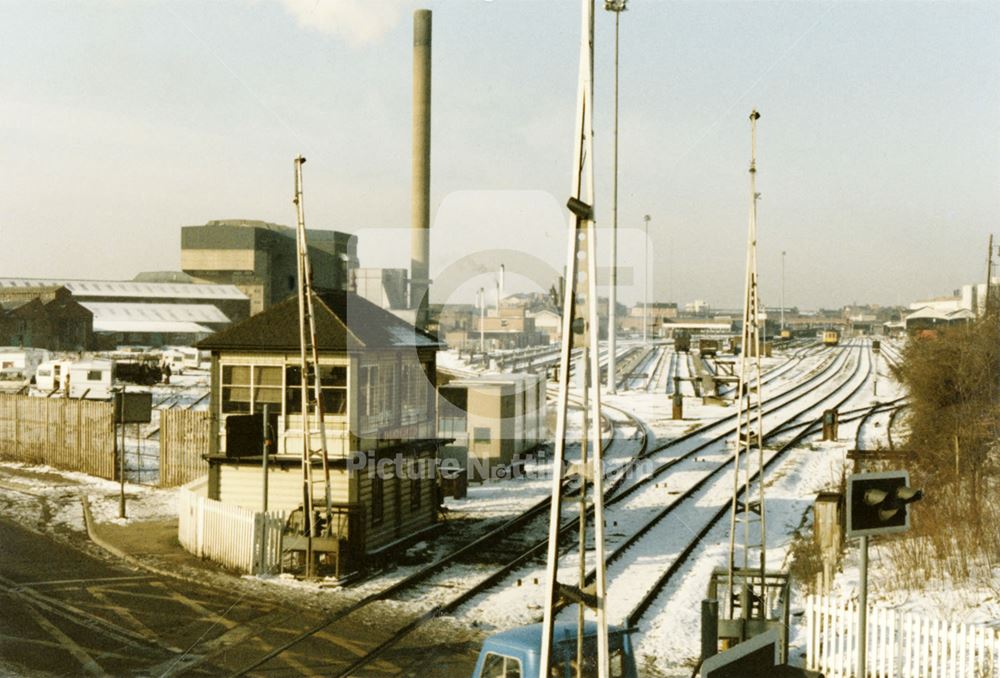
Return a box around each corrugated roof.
[0,278,247,300]
[93,319,214,334]
[80,302,230,324]
[198,289,443,352]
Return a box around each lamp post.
[478,287,485,354]
[643,214,651,345]
[780,250,786,333]
[605,0,627,394]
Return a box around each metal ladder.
[292,156,334,577]
[540,2,610,677]
[726,110,768,619]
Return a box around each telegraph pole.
[605,0,627,394]
[780,250,786,333]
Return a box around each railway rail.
[307,344,866,675]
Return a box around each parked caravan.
[161,346,210,373]
[67,360,114,400]
[0,348,50,381]
[34,360,73,394]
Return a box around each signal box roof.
[198,289,443,353]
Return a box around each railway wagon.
[674,331,691,352]
[698,338,720,357]
[822,330,840,347]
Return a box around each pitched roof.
[197,290,444,352]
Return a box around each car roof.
[482,622,627,655]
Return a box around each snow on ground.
[9,340,971,677]
[0,460,178,534]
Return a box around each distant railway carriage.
[674,331,691,352]
[779,329,792,340]
[698,338,720,357]
[822,330,840,347]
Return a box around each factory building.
[198,289,446,573]
[0,278,248,349]
[181,219,358,315]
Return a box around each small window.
[86,370,102,381]
[473,427,492,444]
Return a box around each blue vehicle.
[471,621,638,678]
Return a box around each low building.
[905,306,974,335]
[82,302,231,348]
[197,289,446,574]
[437,371,547,480]
[0,278,250,326]
[527,308,561,344]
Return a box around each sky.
[1,0,998,310]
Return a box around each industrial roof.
[81,302,230,323]
[93,320,214,335]
[905,306,975,323]
[0,278,247,300]
[81,303,230,335]
[198,289,444,352]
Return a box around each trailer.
[34,360,73,394]
[0,347,50,381]
[67,360,114,400]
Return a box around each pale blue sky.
[1,0,998,309]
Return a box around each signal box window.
[221,365,251,413]
[285,365,347,415]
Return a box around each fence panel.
[177,487,284,574]
[807,594,1000,677]
[0,394,114,479]
[159,410,210,487]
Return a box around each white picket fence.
[177,486,285,575]
[806,594,1000,677]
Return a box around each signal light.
[847,471,923,538]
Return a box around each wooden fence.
[177,486,284,574]
[159,410,210,487]
[806,594,1000,677]
[0,394,115,479]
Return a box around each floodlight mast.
[725,110,767,618]
[605,0,627,394]
[540,1,609,677]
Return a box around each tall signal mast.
[540,1,610,676]
[293,157,334,577]
[725,110,767,618]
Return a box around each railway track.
[613,340,875,631]
[320,344,867,675]
[226,399,650,677]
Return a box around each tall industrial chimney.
[410,9,432,330]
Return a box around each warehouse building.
[0,278,249,349]
[197,289,446,574]
[181,219,359,315]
